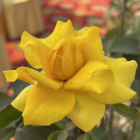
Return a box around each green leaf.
[89,127,108,140]
[54,122,63,129]
[13,79,30,97]
[0,92,13,111]
[131,80,139,94]
[0,127,15,140]
[57,130,68,140]
[86,133,92,140]
[135,16,140,30]
[77,134,86,140]
[126,31,140,41]
[16,124,60,140]
[64,122,76,131]
[102,38,113,55]
[109,104,140,123]
[60,118,70,127]
[48,130,62,140]
[111,52,123,58]
[89,133,99,140]
[111,38,140,55]
[0,105,22,130]
[105,27,120,39]
[126,31,140,48]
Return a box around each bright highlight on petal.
[104,56,138,87]
[11,85,34,112]
[67,91,105,132]
[4,67,63,89]
[64,61,115,94]
[23,84,75,126]
[76,26,104,64]
[90,79,136,104]
[47,20,75,48]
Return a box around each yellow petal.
[75,45,83,72]
[62,39,76,78]
[48,39,67,71]
[23,84,75,125]
[67,91,105,132]
[104,56,138,87]
[53,55,68,80]
[3,67,63,89]
[47,20,75,48]
[90,79,136,104]
[19,31,53,78]
[82,26,99,37]
[64,61,114,94]
[76,26,104,64]
[39,38,50,48]
[11,85,34,112]
[56,39,67,57]
[24,47,42,68]
[3,69,35,85]
[75,27,89,36]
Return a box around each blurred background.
[0,0,140,140]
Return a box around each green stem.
[100,116,106,127]
[120,0,128,36]
[108,110,113,140]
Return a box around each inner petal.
[53,55,68,81]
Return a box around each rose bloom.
[4,20,137,132]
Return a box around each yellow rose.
[3,20,137,132]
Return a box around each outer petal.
[24,47,42,68]
[104,56,138,87]
[63,61,114,94]
[90,79,136,104]
[75,27,89,36]
[23,84,75,125]
[19,31,53,78]
[3,67,63,89]
[67,91,105,132]
[47,20,75,48]
[11,85,34,112]
[76,27,104,64]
